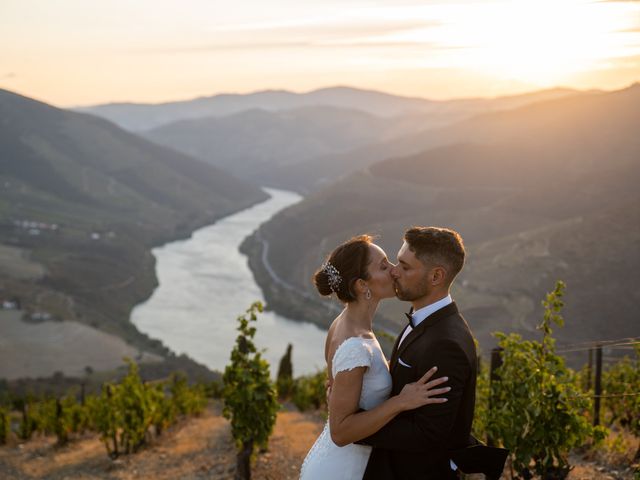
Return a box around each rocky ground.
[0,402,635,479]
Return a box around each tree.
[222,302,279,480]
[276,343,294,399]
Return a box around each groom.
[358,226,507,479]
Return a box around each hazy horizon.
[1,82,619,110]
[2,0,640,107]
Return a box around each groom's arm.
[358,340,470,453]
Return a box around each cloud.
[600,53,640,67]
[1,73,16,80]
[136,18,447,54]
[208,19,440,36]
[143,40,465,54]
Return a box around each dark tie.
[404,311,415,328]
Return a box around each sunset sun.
[432,0,640,85]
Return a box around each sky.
[2,0,640,107]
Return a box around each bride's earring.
[365,289,372,300]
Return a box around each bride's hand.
[397,367,450,410]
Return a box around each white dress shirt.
[398,294,453,346]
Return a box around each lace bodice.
[331,336,392,411]
[300,336,392,479]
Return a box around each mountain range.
[79,86,581,191]
[76,86,582,132]
[241,83,640,363]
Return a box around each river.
[131,188,327,376]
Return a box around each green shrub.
[63,395,89,434]
[87,386,120,457]
[207,380,224,399]
[223,302,279,480]
[170,373,207,417]
[117,360,155,454]
[486,281,607,479]
[292,370,327,412]
[148,383,175,436]
[31,397,72,445]
[0,406,10,444]
[18,400,37,441]
[603,343,640,461]
[472,358,490,442]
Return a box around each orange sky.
[1,0,639,106]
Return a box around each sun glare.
[2,0,639,104]
[436,0,638,85]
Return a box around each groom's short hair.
[404,226,465,284]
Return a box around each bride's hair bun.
[313,270,334,297]
[313,235,372,303]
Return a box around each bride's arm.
[329,367,449,447]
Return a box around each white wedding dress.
[300,336,392,480]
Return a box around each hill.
[0,88,268,380]
[141,106,415,185]
[242,83,640,360]
[276,87,607,192]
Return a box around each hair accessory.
[321,262,342,293]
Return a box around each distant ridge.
[75,85,581,132]
[90,85,583,192]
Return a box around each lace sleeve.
[331,337,374,377]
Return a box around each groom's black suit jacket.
[360,302,503,480]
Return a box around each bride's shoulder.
[331,334,372,355]
[330,336,375,374]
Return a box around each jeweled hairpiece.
[321,262,342,293]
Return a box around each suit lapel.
[390,323,410,368]
[393,302,459,369]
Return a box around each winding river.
[131,188,327,376]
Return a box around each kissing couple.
[300,226,508,480]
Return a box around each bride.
[300,235,450,479]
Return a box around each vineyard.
[471,282,639,479]
[0,360,208,458]
[0,285,638,479]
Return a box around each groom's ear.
[430,266,448,286]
